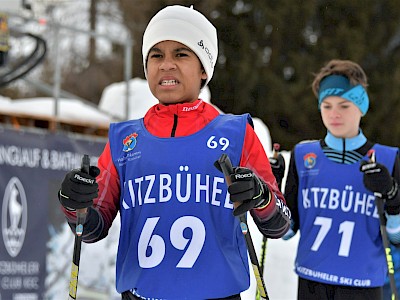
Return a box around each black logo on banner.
[2,177,28,257]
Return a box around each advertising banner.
[0,126,108,300]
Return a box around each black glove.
[269,153,285,188]
[360,161,398,199]
[228,167,270,216]
[59,166,100,210]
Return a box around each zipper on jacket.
[171,114,178,137]
[341,138,345,163]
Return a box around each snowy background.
[0,78,299,300]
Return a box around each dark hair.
[312,59,368,98]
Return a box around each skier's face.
[146,40,207,105]
[320,96,362,138]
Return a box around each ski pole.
[68,154,90,300]
[256,234,268,300]
[368,149,399,300]
[256,143,281,300]
[217,154,269,300]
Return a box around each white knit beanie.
[142,5,218,87]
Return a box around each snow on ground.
[0,78,299,299]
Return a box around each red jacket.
[63,100,290,241]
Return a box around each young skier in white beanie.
[58,5,291,299]
[142,5,218,88]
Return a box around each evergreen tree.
[211,0,400,150]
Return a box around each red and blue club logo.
[123,132,138,152]
[303,152,317,169]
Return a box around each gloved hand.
[228,167,270,216]
[360,161,398,199]
[59,166,100,210]
[269,153,285,188]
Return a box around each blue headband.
[318,75,369,115]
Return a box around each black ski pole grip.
[81,154,90,174]
[217,154,234,186]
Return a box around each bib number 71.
[311,216,355,257]
[138,216,206,268]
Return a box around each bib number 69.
[138,216,206,268]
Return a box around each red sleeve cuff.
[253,193,277,220]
